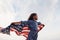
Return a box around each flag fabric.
[0,24,44,40]
[10,24,44,38]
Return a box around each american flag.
[10,24,44,38]
[0,24,44,40]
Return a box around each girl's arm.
[11,22,21,25]
[37,22,41,25]
[37,22,45,26]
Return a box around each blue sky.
[0,0,60,40]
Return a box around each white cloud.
[0,0,60,40]
[0,0,16,27]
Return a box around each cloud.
[0,0,16,27]
[0,0,60,40]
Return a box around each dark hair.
[28,13,37,20]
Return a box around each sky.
[0,0,60,40]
